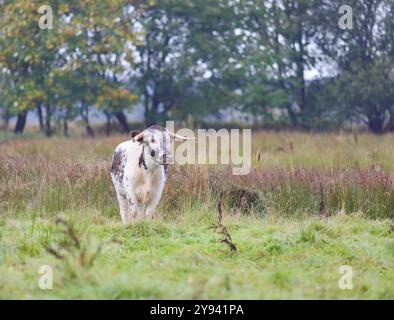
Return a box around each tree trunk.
[296,46,306,114]
[14,111,27,134]
[44,104,52,137]
[298,75,306,112]
[86,125,95,137]
[145,99,160,126]
[1,108,10,130]
[37,103,44,132]
[115,111,129,133]
[295,44,306,128]
[367,115,384,134]
[386,113,394,132]
[63,119,69,137]
[145,110,157,126]
[104,110,112,136]
[81,102,95,137]
[287,105,298,127]
[143,91,156,126]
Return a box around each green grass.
[0,207,393,299]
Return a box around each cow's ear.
[130,130,142,139]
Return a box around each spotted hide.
[110,125,171,224]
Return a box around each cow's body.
[111,139,167,224]
[111,125,193,224]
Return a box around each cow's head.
[131,125,193,168]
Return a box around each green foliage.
[1,0,394,133]
[315,0,394,133]
[0,0,137,134]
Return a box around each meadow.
[0,131,393,299]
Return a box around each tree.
[0,0,138,136]
[315,0,394,133]
[0,71,15,130]
[232,0,324,127]
[132,0,238,126]
[60,1,138,135]
[0,1,77,135]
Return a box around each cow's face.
[132,125,194,170]
[133,126,172,167]
[144,128,172,166]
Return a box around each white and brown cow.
[111,125,191,224]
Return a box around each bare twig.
[217,201,223,223]
[210,200,237,252]
[319,182,325,216]
[43,244,64,260]
[42,216,118,269]
[55,217,81,249]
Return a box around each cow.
[111,125,192,224]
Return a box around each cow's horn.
[166,129,195,140]
[132,131,144,142]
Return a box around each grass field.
[0,131,393,299]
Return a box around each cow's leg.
[115,192,129,225]
[124,192,139,224]
[145,205,157,220]
[112,176,129,225]
[134,203,147,222]
[145,186,165,219]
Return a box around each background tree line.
[0,0,393,135]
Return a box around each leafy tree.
[0,0,58,134]
[132,0,238,125]
[233,0,323,127]
[0,0,138,135]
[315,0,394,133]
[60,1,138,135]
[1,0,393,134]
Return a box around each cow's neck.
[138,145,148,170]
[138,145,162,174]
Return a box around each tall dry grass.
[0,132,393,219]
[163,165,393,218]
